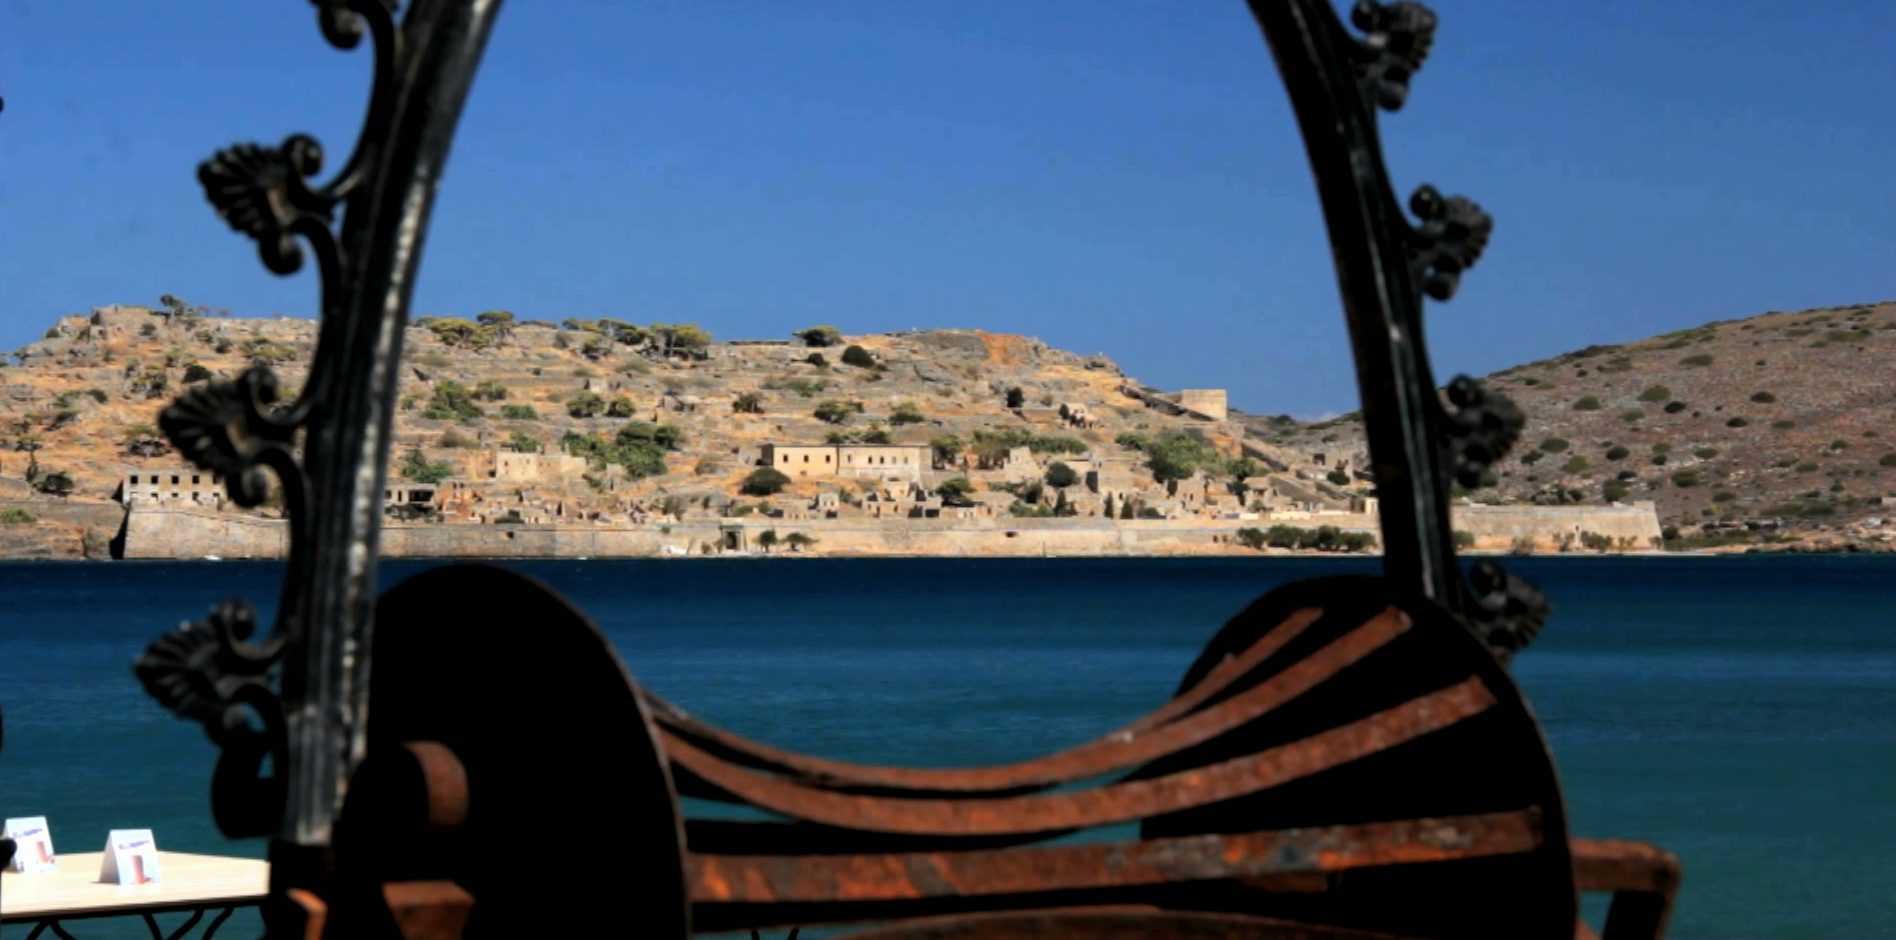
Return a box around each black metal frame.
[129,0,1562,933]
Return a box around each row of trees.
[1235,525,1376,553]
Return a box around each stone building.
[491,450,587,483]
[761,443,931,481]
[119,468,225,509]
[1176,389,1229,421]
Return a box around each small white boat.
[202,554,223,562]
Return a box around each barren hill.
[1243,301,1896,546]
[1,304,1369,557]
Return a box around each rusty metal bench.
[121,1,1680,936]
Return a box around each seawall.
[117,501,1664,559]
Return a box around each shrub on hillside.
[840,345,877,368]
[890,402,926,425]
[1637,385,1671,403]
[1605,445,1630,461]
[813,400,852,424]
[500,404,538,420]
[794,325,842,347]
[566,392,604,418]
[1539,438,1570,453]
[1750,391,1777,403]
[1572,396,1602,411]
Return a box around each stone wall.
[1452,501,1664,549]
[1176,389,1229,421]
[115,502,1663,559]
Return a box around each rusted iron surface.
[649,607,1334,793]
[668,676,1496,836]
[824,907,1418,940]
[1571,839,1682,894]
[690,810,1541,904]
[400,742,468,830]
[1572,839,1682,940]
[381,881,473,940]
[660,608,1405,797]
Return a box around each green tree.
[422,381,484,422]
[935,476,976,507]
[742,467,792,496]
[1326,469,1351,486]
[1005,387,1025,408]
[929,435,965,467]
[840,344,876,368]
[472,380,508,401]
[1224,457,1262,498]
[757,529,780,553]
[651,323,712,359]
[794,325,842,347]
[426,318,497,350]
[784,532,817,552]
[476,310,515,331]
[813,400,852,424]
[505,431,540,453]
[606,396,637,418]
[1145,432,1213,483]
[500,404,538,420]
[1044,461,1080,490]
[890,402,926,425]
[399,447,455,484]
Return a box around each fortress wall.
[118,504,1659,559]
[1452,502,1664,549]
[122,506,289,559]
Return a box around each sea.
[0,555,1890,939]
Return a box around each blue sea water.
[0,555,1890,939]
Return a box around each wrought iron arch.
[132,2,1675,938]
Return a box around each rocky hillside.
[0,304,1349,535]
[1242,301,1896,545]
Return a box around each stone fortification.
[120,502,1661,559]
[1453,501,1664,550]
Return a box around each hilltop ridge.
[1247,300,1896,548]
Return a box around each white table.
[0,852,267,939]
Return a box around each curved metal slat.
[667,676,1496,837]
[667,608,1408,803]
[648,607,1329,793]
[689,809,1542,905]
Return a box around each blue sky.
[2,1,1891,415]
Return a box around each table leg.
[141,908,205,940]
[24,921,80,940]
[201,908,236,940]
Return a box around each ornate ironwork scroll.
[1244,0,1547,655]
[134,0,505,902]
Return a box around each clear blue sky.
[2,2,1891,415]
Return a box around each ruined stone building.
[119,468,225,509]
[761,443,932,481]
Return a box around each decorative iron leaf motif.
[136,598,288,838]
[198,134,334,275]
[159,366,297,508]
[1464,560,1550,662]
[1350,0,1437,111]
[1443,376,1523,489]
[134,598,283,744]
[1407,185,1492,301]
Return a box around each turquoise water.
[1,556,1891,938]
